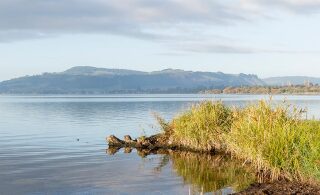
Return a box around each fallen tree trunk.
[106,134,217,154]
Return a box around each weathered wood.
[106,135,125,146]
[106,134,217,154]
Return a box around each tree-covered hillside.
[0,66,265,94]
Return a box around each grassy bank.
[158,100,320,182]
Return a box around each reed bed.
[159,100,320,181]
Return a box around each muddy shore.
[236,181,320,195]
[107,134,320,195]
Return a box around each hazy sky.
[1,0,320,81]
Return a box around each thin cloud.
[180,43,257,54]
[239,0,320,15]
[0,0,320,53]
[177,42,320,54]
[0,0,245,39]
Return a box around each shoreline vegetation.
[201,84,320,95]
[107,99,320,193]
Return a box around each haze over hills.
[0,66,265,94]
[62,66,146,76]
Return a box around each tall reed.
[226,101,320,181]
[159,100,320,181]
[170,101,232,151]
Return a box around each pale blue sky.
[1,0,320,81]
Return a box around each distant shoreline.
[2,91,320,96]
[200,84,320,95]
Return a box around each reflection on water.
[170,152,255,194]
[108,147,255,194]
[2,95,320,194]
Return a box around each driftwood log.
[106,134,217,154]
[106,134,172,157]
[107,134,170,149]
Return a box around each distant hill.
[264,76,320,86]
[0,66,265,94]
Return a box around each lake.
[1,94,320,194]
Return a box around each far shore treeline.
[201,83,320,95]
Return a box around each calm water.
[1,94,320,194]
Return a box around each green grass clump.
[226,101,320,181]
[159,100,320,181]
[170,101,232,151]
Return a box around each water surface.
[1,94,320,194]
